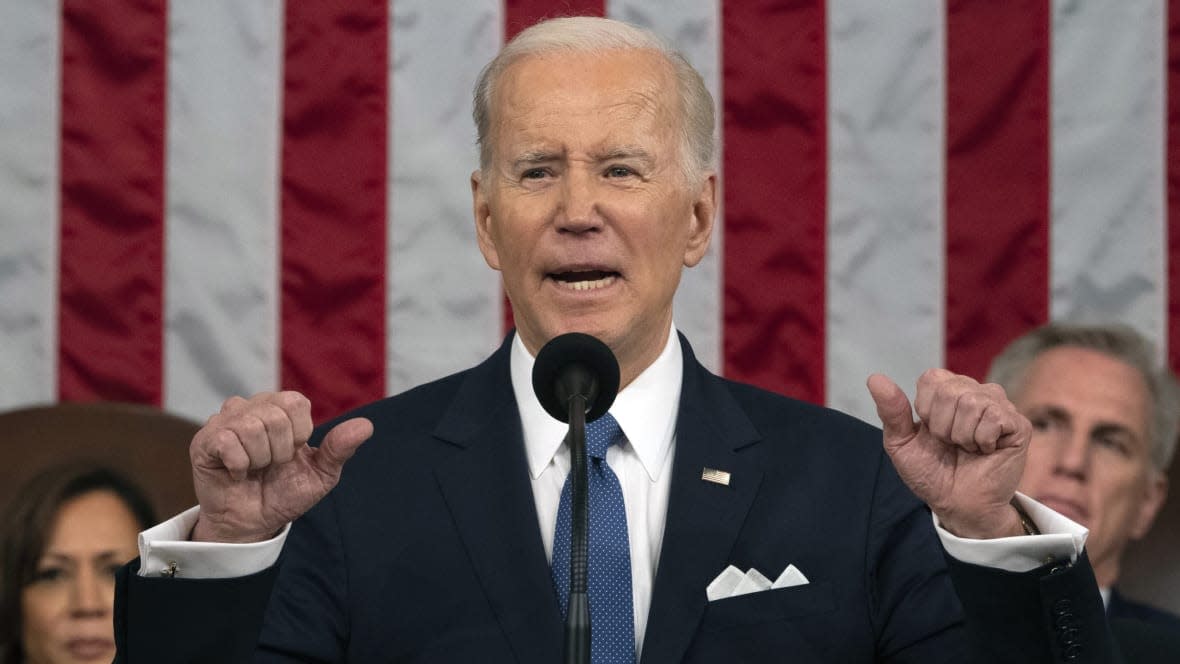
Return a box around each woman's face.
[20,490,141,664]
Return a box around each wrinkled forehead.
[488,49,682,144]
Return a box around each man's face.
[1014,346,1168,587]
[472,48,715,386]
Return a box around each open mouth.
[550,270,619,291]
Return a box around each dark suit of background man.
[987,322,1180,658]
[115,16,1124,663]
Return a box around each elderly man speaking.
[115,17,1118,664]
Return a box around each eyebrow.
[1031,405,1142,445]
[1032,405,1070,422]
[596,146,654,163]
[509,146,656,171]
[510,150,563,169]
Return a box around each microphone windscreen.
[531,333,620,423]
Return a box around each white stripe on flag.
[164,0,283,420]
[387,0,504,396]
[0,0,60,408]
[826,0,946,423]
[610,0,724,374]
[1050,0,1169,358]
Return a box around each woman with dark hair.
[0,463,156,664]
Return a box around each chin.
[543,315,619,343]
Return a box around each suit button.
[1057,626,1080,647]
[1053,598,1072,614]
[1054,611,1077,629]
[1063,643,1082,661]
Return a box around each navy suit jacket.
[115,334,1120,663]
[1108,591,1180,633]
[1106,591,1180,662]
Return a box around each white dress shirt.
[513,327,681,656]
[139,325,1087,659]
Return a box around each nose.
[1053,427,1090,480]
[554,169,603,234]
[69,568,110,617]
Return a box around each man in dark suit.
[116,16,1121,663]
[1109,592,1180,631]
[987,323,1180,656]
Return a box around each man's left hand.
[867,369,1031,539]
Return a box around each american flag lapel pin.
[701,467,731,486]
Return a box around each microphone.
[532,333,620,664]
[532,332,620,424]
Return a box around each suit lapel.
[641,338,765,663]
[426,334,768,663]
[431,337,562,663]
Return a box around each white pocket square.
[706,564,810,601]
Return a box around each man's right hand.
[188,391,373,543]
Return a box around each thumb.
[311,417,373,478]
[866,374,917,446]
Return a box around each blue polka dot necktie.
[551,412,636,663]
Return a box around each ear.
[1129,468,1168,540]
[471,169,501,271]
[682,172,717,268]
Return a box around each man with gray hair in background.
[989,323,1180,637]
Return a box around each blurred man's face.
[1014,346,1168,587]
[472,48,715,387]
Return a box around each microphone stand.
[532,332,618,664]
[563,392,591,664]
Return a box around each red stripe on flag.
[944,0,1051,379]
[505,0,604,40]
[281,3,388,422]
[58,0,167,404]
[500,2,606,336]
[722,1,827,404]
[1170,0,1180,373]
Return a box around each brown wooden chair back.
[0,402,198,522]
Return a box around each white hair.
[472,16,715,181]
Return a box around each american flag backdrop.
[0,0,1177,428]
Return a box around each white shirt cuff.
[934,492,1088,573]
[137,505,290,579]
